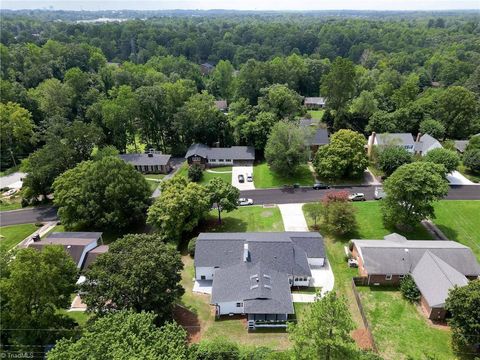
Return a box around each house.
[304,97,326,109]
[351,233,480,320]
[185,143,255,168]
[118,152,172,174]
[299,119,329,158]
[29,232,107,270]
[414,133,443,156]
[200,63,214,76]
[194,232,326,329]
[367,132,415,156]
[214,100,228,112]
[453,140,469,154]
[82,245,109,269]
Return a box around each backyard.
[253,162,315,188]
[0,223,40,251]
[199,166,232,185]
[143,173,165,192]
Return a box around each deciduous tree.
[321,57,356,112]
[377,146,413,176]
[423,148,460,174]
[419,119,445,140]
[206,177,240,223]
[320,191,357,236]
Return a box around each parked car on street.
[348,193,366,201]
[374,187,386,200]
[238,198,254,206]
[238,174,245,183]
[313,182,330,190]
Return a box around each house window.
[385,274,392,280]
[225,159,231,162]
[236,302,243,307]
[294,277,298,281]
[210,159,216,162]
[218,159,224,162]
[200,275,206,280]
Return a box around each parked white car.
[246,174,253,182]
[374,187,386,200]
[348,193,366,201]
[238,198,254,206]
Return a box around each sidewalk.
[16,221,58,249]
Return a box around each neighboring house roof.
[201,62,214,69]
[82,245,109,269]
[304,97,326,106]
[453,140,469,153]
[211,262,294,314]
[375,133,415,147]
[299,119,329,146]
[412,251,468,308]
[119,153,171,166]
[415,134,442,154]
[214,100,228,111]
[185,143,255,161]
[352,233,480,277]
[29,232,102,268]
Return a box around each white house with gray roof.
[194,232,326,328]
[119,152,172,174]
[368,132,416,155]
[414,133,443,156]
[185,143,255,168]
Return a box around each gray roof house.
[454,140,469,153]
[414,134,443,156]
[304,97,326,109]
[214,100,228,112]
[195,232,326,329]
[351,233,480,320]
[299,119,329,146]
[119,153,172,174]
[185,143,255,167]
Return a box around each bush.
[400,275,420,302]
[463,149,480,173]
[21,198,29,208]
[188,164,203,182]
[321,191,357,236]
[188,237,197,258]
[424,148,460,174]
[377,146,412,176]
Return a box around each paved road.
[1,185,479,226]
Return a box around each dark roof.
[29,232,102,268]
[299,119,329,146]
[214,100,228,111]
[304,97,326,105]
[82,245,109,270]
[375,133,415,147]
[412,251,468,308]
[211,262,294,314]
[352,234,480,277]
[453,140,469,153]
[185,143,255,161]
[119,153,171,166]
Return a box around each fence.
[351,277,378,353]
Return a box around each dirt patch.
[173,304,202,343]
[261,210,273,217]
[351,328,374,350]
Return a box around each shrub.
[463,149,480,173]
[400,275,420,302]
[188,164,203,182]
[377,146,412,176]
[188,237,197,258]
[424,148,460,174]
[321,191,357,236]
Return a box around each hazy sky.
[3,0,480,11]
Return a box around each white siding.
[195,266,217,280]
[217,301,244,315]
[293,278,310,286]
[308,258,325,267]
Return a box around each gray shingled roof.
[185,144,255,161]
[82,245,109,270]
[299,120,329,146]
[214,100,228,111]
[415,134,442,153]
[412,251,469,308]
[304,97,326,105]
[376,133,415,147]
[453,140,469,153]
[119,153,171,166]
[352,234,480,277]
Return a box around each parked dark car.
[293,183,300,188]
[238,174,245,183]
[313,183,330,190]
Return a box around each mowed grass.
[203,205,284,232]
[199,166,232,185]
[307,110,325,120]
[358,287,453,360]
[143,174,165,192]
[433,200,480,260]
[253,162,315,189]
[0,223,39,251]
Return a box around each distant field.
[253,163,315,188]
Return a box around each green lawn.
[433,200,480,261]
[175,163,189,179]
[253,162,315,189]
[0,223,39,251]
[143,174,165,192]
[199,166,232,185]
[307,110,325,120]
[0,200,23,211]
[202,205,284,232]
[358,287,453,360]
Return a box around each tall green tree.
[377,146,413,176]
[381,162,449,229]
[81,234,184,322]
[47,311,188,360]
[288,291,357,360]
[321,191,357,236]
[264,121,308,176]
[208,60,235,100]
[28,78,73,121]
[53,157,151,230]
[321,57,356,112]
[419,119,445,140]
[258,84,303,120]
[206,178,240,223]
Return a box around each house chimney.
[416,132,422,142]
[367,132,376,158]
[243,243,249,262]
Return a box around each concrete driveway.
[447,170,474,185]
[310,260,335,293]
[232,166,255,190]
[292,293,317,303]
[193,280,213,294]
[278,203,308,231]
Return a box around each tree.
[28,78,73,120]
[188,237,197,258]
[314,129,368,180]
[466,136,480,151]
[0,102,35,169]
[92,145,119,161]
[288,291,357,360]
[445,280,480,350]
[400,275,420,302]
[60,120,104,164]
[191,337,240,360]
[423,148,460,174]
[321,191,357,236]
[377,146,413,176]
[391,74,419,109]
[304,202,323,229]
[463,149,480,173]
[381,162,449,229]
[321,57,356,112]
[264,121,308,176]
[0,247,78,348]
[53,157,151,230]
[419,119,445,140]
[188,164,203,182]
[147,177,210,242]
[81,234,184,322]
[258,84,303,120]
[230,111,278,152]
[208,60,235,100]
[206,178,240,223]
[47,311,188,360]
